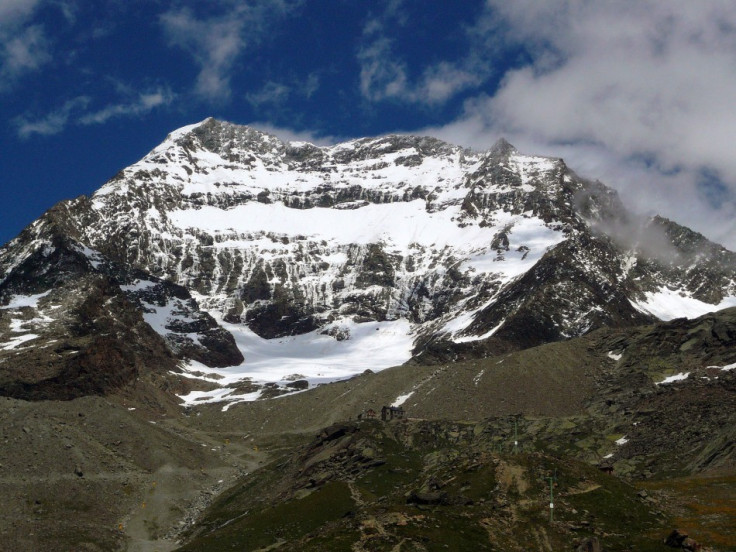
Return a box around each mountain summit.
[1,118,735,406]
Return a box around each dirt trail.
[124,465,234,552]
[122,432,270,552]
[566,482,602,495]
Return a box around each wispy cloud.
[0,0,42,27]
[415,63,482,105]
[246,81,291,108]
[0,1,50,88]
[160,1,303,102]
[15,87,174,138]
[2,24,49,73]
[358,42,481,105]
[245,74,321,114]
[303,73,319,98]
[160,8,244,101]
[52,0,77,24]
[78,88,174,125]
[358,36,409,102]
[15,96,89,138]
[357,2,485,106]
[249,122,338,147]
[421,0,736,249]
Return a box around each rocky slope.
[2,118,736,403]
[185,307,736,479]
[174,418,716,552]
[0,207,241,401]
[171,308,736,551]
[0,307,734,551]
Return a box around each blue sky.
[2,0,736,249]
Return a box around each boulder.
[664,529,701,550]
[575,537,602,552]
[406,490,448,505]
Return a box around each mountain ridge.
[1,118,736,405]
[1,120,736,550]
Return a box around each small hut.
[381,405,405,421]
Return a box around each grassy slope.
[177,420,677,552]
[174,310,736,551]
[1,309,735,550]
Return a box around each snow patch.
[607,351,622,361]
[632,288,736,321]
[656,372,690,385]
[120,279,157,292]
[74,244,105,269]
[615,436,628,446]
[121,280,204,347]
[473,369,486,386]
[178,387,263,409]
[454,319,505,344]
[1,290,52,309]
[707,362,736,371]
[169,200,504,254]
[1,333,39,350]
[392,391,414,407]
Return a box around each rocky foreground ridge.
[1,118,736,402]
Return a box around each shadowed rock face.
[0,216,241,401]
[0,291,173,400]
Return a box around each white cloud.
[16,87,173,137]
[303,73,319,98]
[359,34,481,105]
[160,8,244,101]
[420,0,736,249]
[484,2,736,177]
[246,81,291,108]
[54,0,77,24]
[246,74,321,109]
[249,122,338,147]
[160,1,303,102]
[358,36,409,102]
[0,0,41,28]
[417,62,481,104]
[2,24,49,72]
[78,88,174,125]
[0,1,50,87]
[15,96,89,138]
[356,3,486,106]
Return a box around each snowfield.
[632,288,736,321]
[177,316,414,409]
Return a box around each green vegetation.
[175,421,684,551]
[641,474,736,550]
[179,481,354,551]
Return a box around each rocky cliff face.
[1,118,735,402]
[0,202,242,400]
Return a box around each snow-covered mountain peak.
[3,118,736,407]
